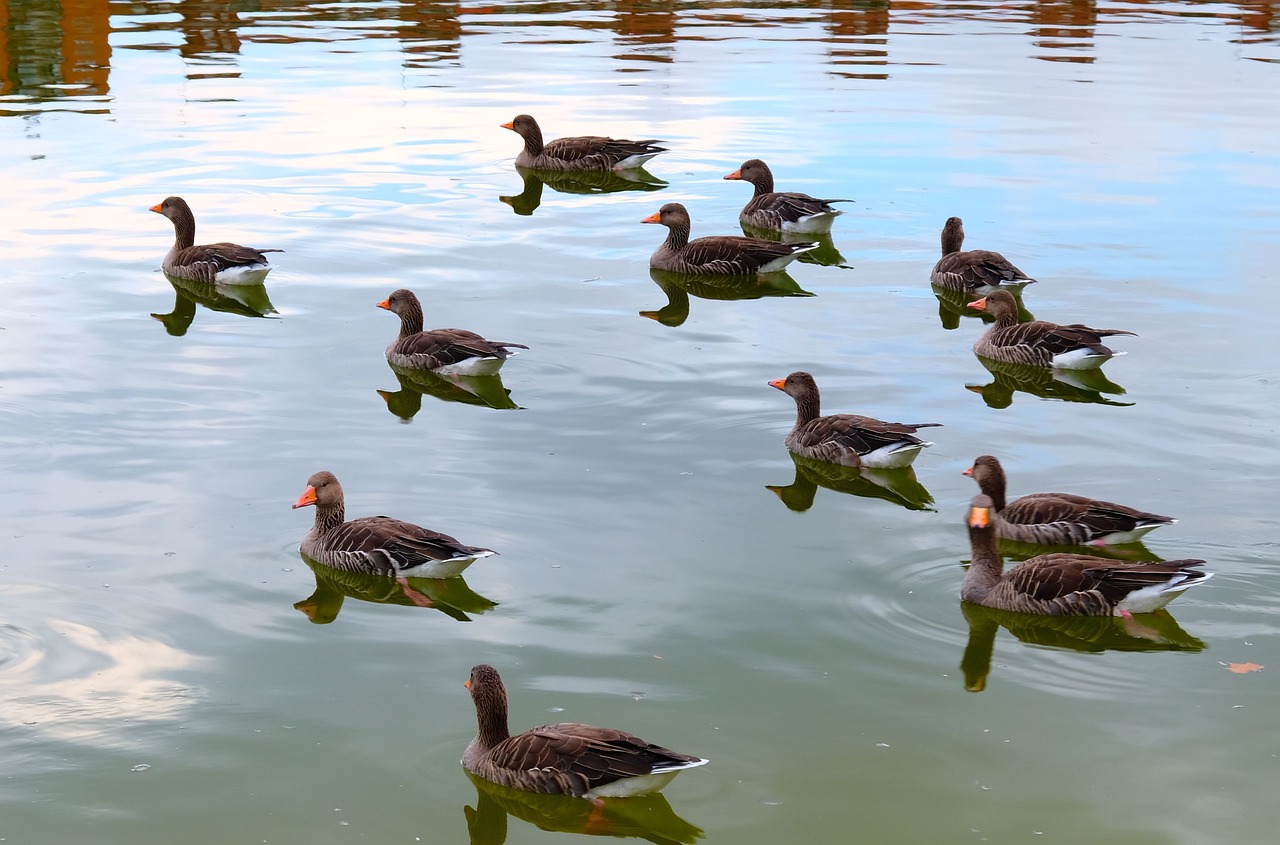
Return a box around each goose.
[644,203,816,275]
[463,663,707,799]
[149,196,281,284]
[969,289,1135,369]
[291,471,495,578]
[723,159,852,234]
[963,454,1176,546]
[930,216,1035,292]
[377,288,527,375]
[501,114,665,172]
[962,494,1211,615]
[769,371,940,468]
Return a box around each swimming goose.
[768,371,940,468]
[930,217,1035,292]
[723,159,852,234]
[964,455,1175,546]
[501,114,665,172]
[378,288,527,375]
[149,196,281,284]
[291,471,495,578]
[463,664,707,799]
[644,203,816,275]
[969,289,1135,369]
[962,495,1211,615]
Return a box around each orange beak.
[464,678,472,690]
[962,466,974,477]
[641,211,661,224]
[376,299,390,310]
[149,202,163,213]
[292,485,318,509]
[724,169,742,180]
[967,297,988,311]
[968,505,991,529]
[499,120,514,130]
[767,378,786,391]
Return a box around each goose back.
[930,216,1035,291]
[503,114,665,172]
[645,202,815,275]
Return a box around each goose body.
[724,159,852,234]
[769,371,940,468]
[150,196,282,284]
[644,203,816,275]
[463,664,707,799]
[969,289,1135,369]
[502,114,665,172]
[964,455,1175,546]
[292,471,495,578]
[962,495,1211,616]
[378,289,527,376]
[930,217,1035,292]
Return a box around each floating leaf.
[1225,662,1263,674]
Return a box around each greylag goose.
[723,159,852,234]
[964,455,1175,546]
[963,495,1211,616]
[969,289,1135,369]
[644,203,816,275]
[501,114,665,172]
[291,471,495,578]
[150,196,281,284]
[463,664,707,799]
[768,371,940,468]
[377,289,527,376]
[930,217,1035,292]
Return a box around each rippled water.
[3,2,1279,843]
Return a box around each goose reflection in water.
[377,363,521,421]
[740,223,849,268]
[293,553,496,625]
[150,272,278,336]
[463,771,703,845]
[931,282,1033,331]
[500,166,667,216]
[965,356,1132,409]
[958,601,1205,692]
[640,267,814,327]
[766,452,935,513]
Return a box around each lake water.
[2,2,1279,843]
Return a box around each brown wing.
[541,136,666,169]
[795,414,939,455]
[754,191,850,224]
[932,249,1032,290]
[321,516,494,574]
[1006,554,1206,606]
[1005,493,1175,537]
[681,235,811,275]
[397,329,528,368]
[171,242,282,283]
[486,724,699,797]
[990,320,1135,355]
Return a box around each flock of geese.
[148,114,1212,802]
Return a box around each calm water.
[3,2,1279,843]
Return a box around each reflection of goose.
[643,203,816,275]
[377,364,519,421]
[149,196,281,284]
[150,272,277,336]
[962,494,1211,616]
[500,166,666,216]
[463,664,707,799]
[931,281,1032,331]
[501,114,665,171]
[723,159,852,234]
[291,471,496,578]
[768,371,940,468]
[377,289,527,376]
[464,770,704,845]
[741,223,848,268]
[766,451,934,512]
[293,553,497,624]
[640,267,813,327]
[965,355,1132,408]
[959,601,1206,692]
[964,455,1175,546]
[930,216,1035,292]
[969,289,1134,369]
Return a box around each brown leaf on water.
[1224,662,1263,674]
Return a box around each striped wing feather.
[793,415,938,455]
[542,136,665,169]
[932,249,1029,290]
[681,235,807,274]
[993,321,1136,356]
[395,329,527,369]
[750,192,848,224]
[320,516,493,574]
[1004,493,1173,538]
[170,242,282,283]
[999,555,1207,614]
